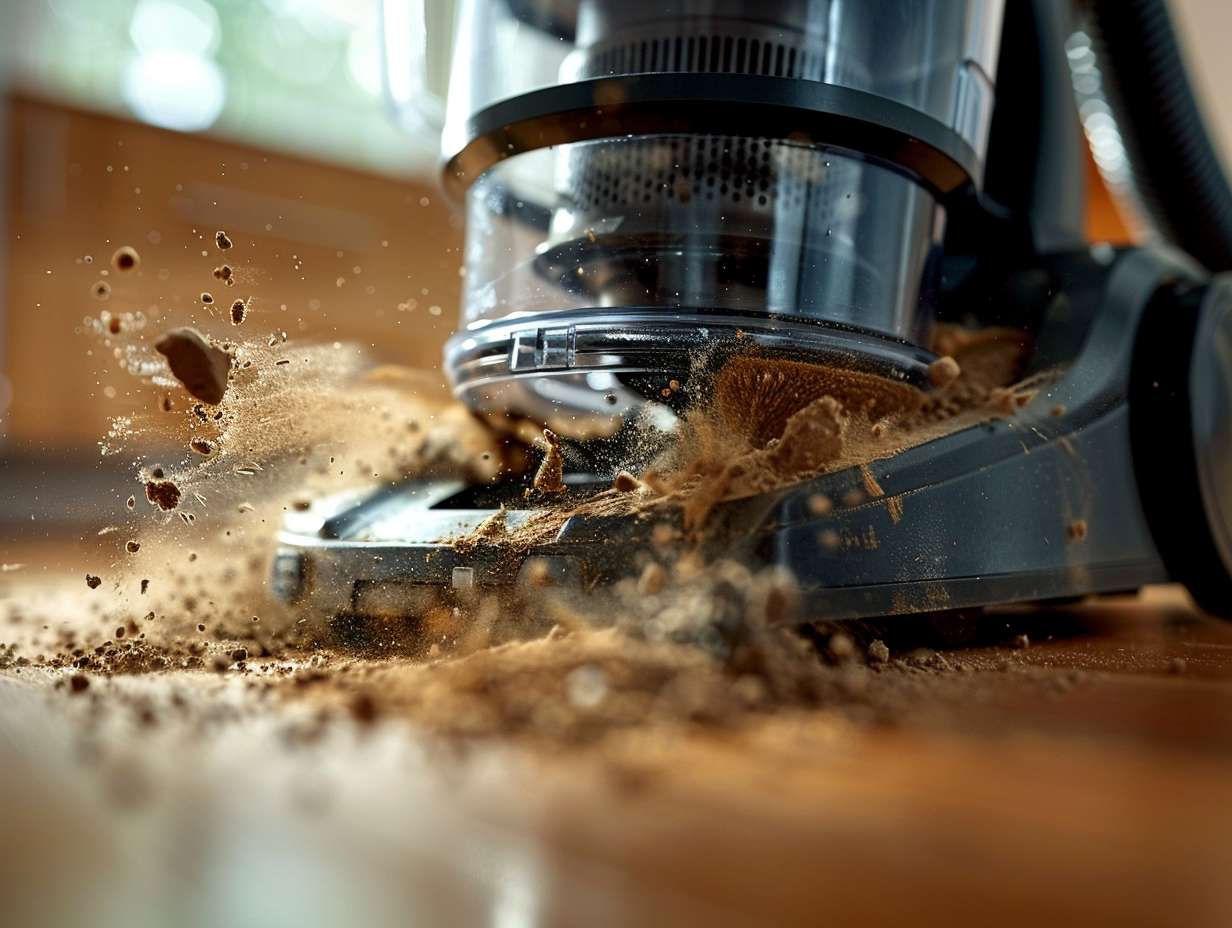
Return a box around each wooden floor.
[2,579,1232,928]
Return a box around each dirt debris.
[927,355,961,388]
[85,574,102,590]
[215,230,233,250]
[613,471,641,492]
[532,429,566,496]
[111,246,139,272]
[154,327,231,405]
[144,478,182,511]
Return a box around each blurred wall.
[1174,0,1232,169]
[2,93,461,450]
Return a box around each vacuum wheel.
[1131,275,1232,616]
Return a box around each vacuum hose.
[1084,0,1232,271]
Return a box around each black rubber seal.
[442,73,979,200]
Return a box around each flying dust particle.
[154,327,231,405]
[927,355,961,388]
[111,246,140,272]
[145,479,182,511]
[532,428,566,496]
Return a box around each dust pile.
[483,323,1034,549]
[2,231,1048,755]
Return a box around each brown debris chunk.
[213,264,233,284]
[636,562,667,596]
[716,356,919,449]
[764,396,848,477]
[828,632,855,660]
[125,540,140,553]
[230,299,248,325]
[126,495,136,510]
[200,292,214,304]
[92,281,111,301]
[807,494,833,516]
[867,639,890,664]
[145,478,182,511]
[189,437,216,456]
[612,471,641,492]
[1067,519,1088,542]
[85,574,102,589]
[215,230,233,250]
[111,246,140,272]
[351,692,379,725]
[927,355,962,388]
[154,327,232,405]
[69,674,90,693]
[532,429,566,495]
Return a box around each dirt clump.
[215,230,233,250]
[230,299,248,325]
[85,574,102,589]
[532,429,566,496]
[154,327,232,405]
[927,355,961,388]
[111,246,139,272]
[714,355,920,449]
[145,478,182,511]
[613,471,642,492]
